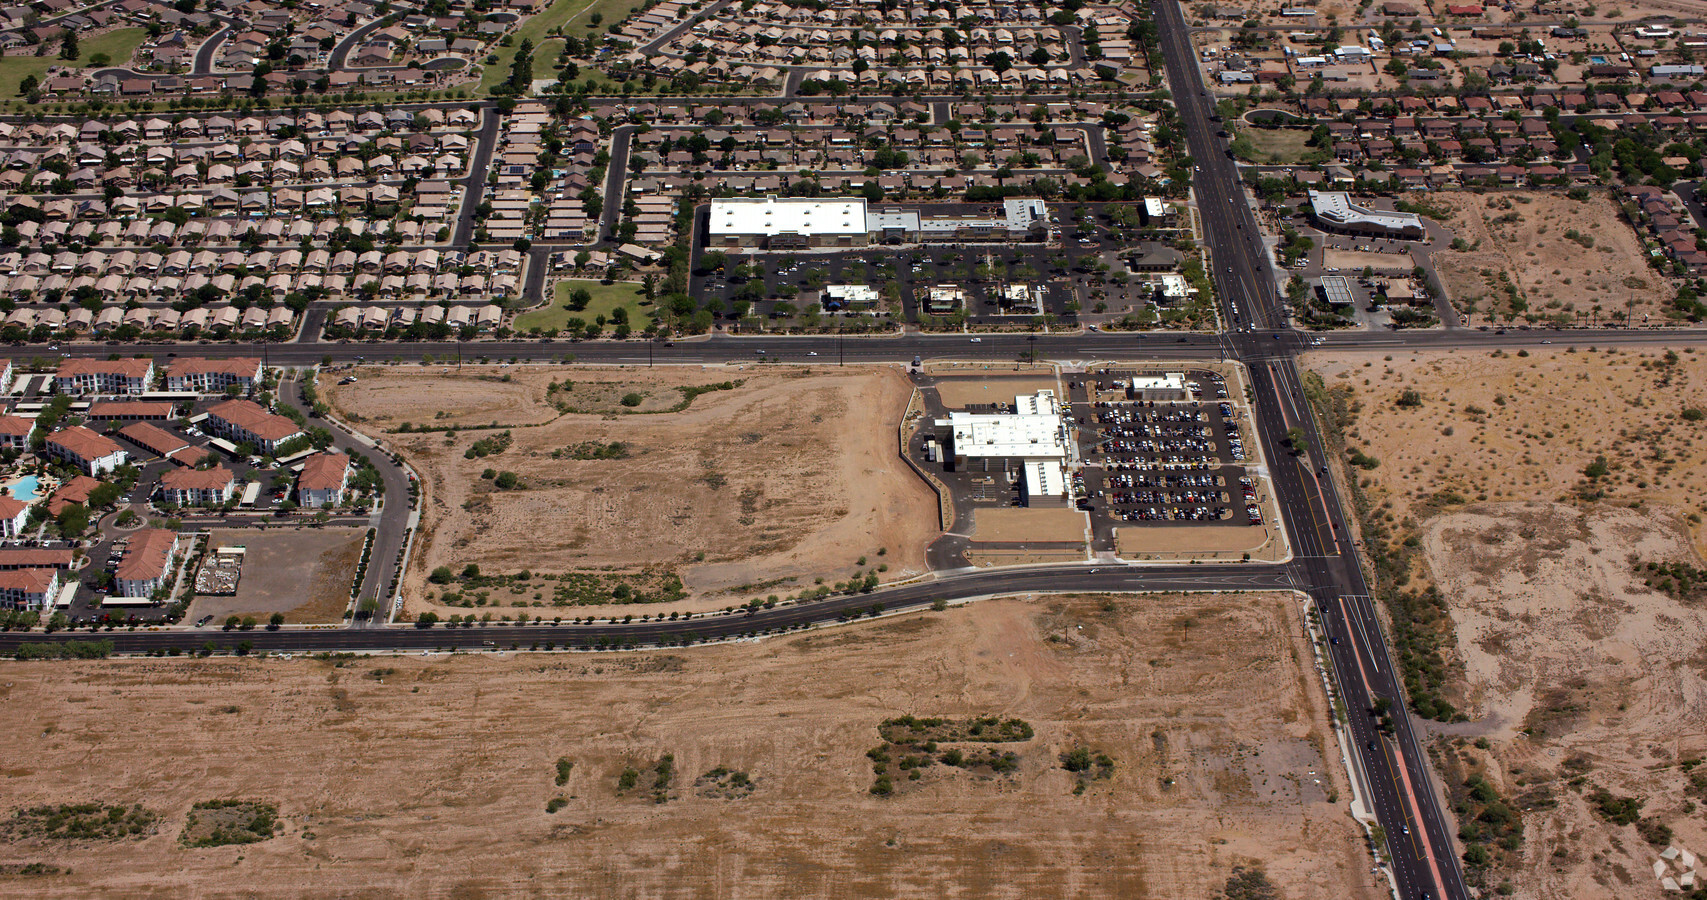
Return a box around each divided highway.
[1151,1,1466,898]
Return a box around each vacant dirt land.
[1322,248,1415,275]
[1310,346,1707,552]
[0,594,1381,900]
[330,367,566,429]
[187,528,367,623]
[1118,523,1268,557]
[934,374,1063,409]
[326,367,937,611]
[1309,347,1707,899]
[1427,191,1671,326]
[969,507,1086,542]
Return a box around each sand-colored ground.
[326,367,938,613]
[330,367,566,429]
[1322,249,1415,274]
[1426,191,1671,326]
[1118,523,1267,557]
[1309,346,1707,899]
[1424,503,1707,900]
[934,374,1063,409]
[1309,346,1707,555]
[188,528,367,623]
[965,548,1087,566]
[0,594,1382,900]
[969,506,1087,542]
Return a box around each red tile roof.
[89,401,175,419]
[47,475,99,514]
[118,422,189,457]
[0,567,58,594]
[56,358,153,379]
[166,357,262,378]
[207,399,301,442]
[47,426,123,462]
[160,466,234,491]
[297,451,349,491]
[0,548,74,569]
[115,529,176,582]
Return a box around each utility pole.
[838,335,843,367]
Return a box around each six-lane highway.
[8,6,1707,898]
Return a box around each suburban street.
[451,108,504,248]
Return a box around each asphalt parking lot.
[693,245,1102,325]
[688,202,1184,328]
[1067,370,1263,541]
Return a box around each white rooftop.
[824,284,880,305]
[948,391,1067,460]
[1023,459,1068,497]
[1130,373,1187,392]
[709,196,868,237]
[1308,190,1424,235]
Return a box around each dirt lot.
[187,527,367,624]
[326,366,937,613]
[934,374,1063,409]
[1308,346,1707,899]
[1309,346,1707,551]
[1117,523,1271,558]
[969,507,1087,542]
[329,367,565,428]
[1426,191,1672,326]
[0,594,1382,899]
[1322,248,1415,275]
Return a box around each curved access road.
[0,563,1291,654]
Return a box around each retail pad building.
[707,196,1054,250]
[941,390,1073,504]
[1307,191,1425,240]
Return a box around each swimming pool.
[6,474,39,503]
[1590,55,1609,64]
